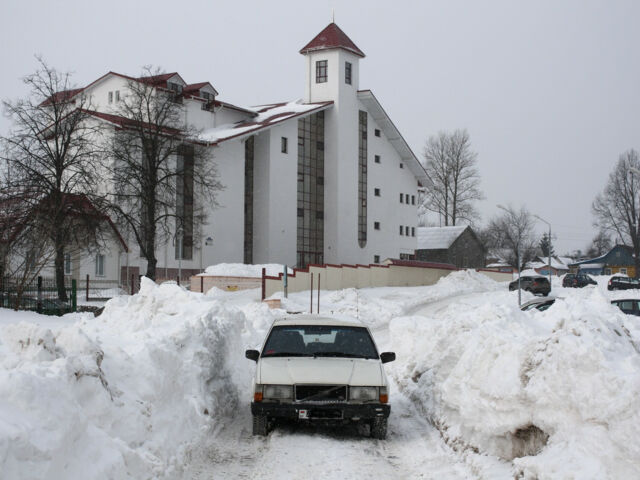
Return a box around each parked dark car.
[520,297,558,311]
[509,276,551,296]
[611,299,640,316]
[607,276,640,291]
[562,273,597,288]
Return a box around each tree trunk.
[54,243,68,301]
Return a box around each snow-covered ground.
[1,271,639,479]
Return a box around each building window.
[358,110,368,248]
[374,188,380,197]
[345,61,352,85]
[95,254,105,277]
[175,144,194,260]
[374,221,380,230]
[64,253,72,275]
[400,193,403,203]
[244,136,254,264]
[411,195,415,205]
[115,90,120,102]
[399,225,403,236]
[108,91,113,104]
[297,111,325,268]
[316,60,328,83]
[621,268,628,275]
[405,194,410,204]
[281,136,288,153]
[375,129,380,137]
[405,225,410,235]
[411,227,415,237]
[374,255,380,264]
[400,163,404,169]
[605,268,612,275]
[374,155,380,164]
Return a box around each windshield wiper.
[262,352,311,358]
[311,351,370,359]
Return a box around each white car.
[245,315,395,439]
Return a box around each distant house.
[569,245,635,276]
[528,256,570,276]
[415,225,485,269]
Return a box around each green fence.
[0,276,77,316]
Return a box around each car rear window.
[262,325,379,360]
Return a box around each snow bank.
[202,263,292,278]
[390,287,640,478]
[0,278,274,479]
[278,269,503,330]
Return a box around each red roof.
[84,110,182,135]
[137,72,179,88]
[300,23,365,58]
[40,88,84,106]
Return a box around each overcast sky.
[2,0,639,255]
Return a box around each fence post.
[130,274,134,295]
[310,273,314,314]
[37,276,43,314]
[200,275,204,293]
[177,275,180,286]
[86,274,90,302]
[317,273,320,314]
[284,265,288,299]
[71,279,77,312]
[261,268,266,301]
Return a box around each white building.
[49,23,428,284]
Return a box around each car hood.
[258,357,385,386]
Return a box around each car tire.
[371,417,388,440]
[252,414,269,436]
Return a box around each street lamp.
[533,214,552,287]
[497,204,522,306]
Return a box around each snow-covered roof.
[417,226,468,250]
[532,256,569,270]
[199,100,333,145]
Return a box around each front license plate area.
[309,409,343,420]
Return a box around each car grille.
[295,385,347,403]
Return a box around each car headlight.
[350,386,378,402]
[263,384,293,400]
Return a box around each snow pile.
[390,287,640,478]
[202,263,291,278]
[278,269,504,330]
[0,278,272,479]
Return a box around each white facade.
[60,23,427,281]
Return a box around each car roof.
[272,314,366,328]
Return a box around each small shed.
[415,225,485,269]
[569,245,635,276]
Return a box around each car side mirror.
[245,349,259,362]
[380,352,396,363]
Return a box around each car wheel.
[371,417,388,440]
[252,414,269,436]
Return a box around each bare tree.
[485,205,538,270]
[106,67,223,280]
[1,58,105,300]
[421,129,484,226]
[586,230,612,258]
[592,149,640,276]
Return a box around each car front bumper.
[251,401,390,420]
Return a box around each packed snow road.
[183,379,488,480]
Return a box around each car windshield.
[261,325,379,360]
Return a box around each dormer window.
[316,60,327,83]
[168,82,182,94]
